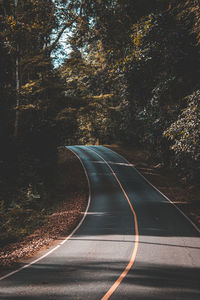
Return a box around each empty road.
[0,145,200,299]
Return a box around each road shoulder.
[0,147,88,274]
[107,144,200,230]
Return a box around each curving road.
[0,146,200,299]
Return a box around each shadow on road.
[0,261,200,300]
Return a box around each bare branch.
[45,18,77,54]
[43,0,86,54]
[79,0,86,17]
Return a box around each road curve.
[0,145,200,300]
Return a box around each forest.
[0,0,199,246]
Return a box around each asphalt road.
[0,145,200,299]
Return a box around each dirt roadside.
[1,144,199,276]
[107,144,200,230]
[0,147,88,273]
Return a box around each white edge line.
[105,146,200,234]
[0,146,91,281]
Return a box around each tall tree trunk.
[13,44,20,137]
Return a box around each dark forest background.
[0,0,199,244]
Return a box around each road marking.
[0,146,91,282]
[87,147,139,300]
[106,146,200,234]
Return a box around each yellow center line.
[87,147,139,300]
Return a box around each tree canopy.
[0,0,200,244]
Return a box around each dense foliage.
[0,0,66,244]
[0,0,199,244]
[58,0,200,183]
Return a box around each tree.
[164,90,200,181]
